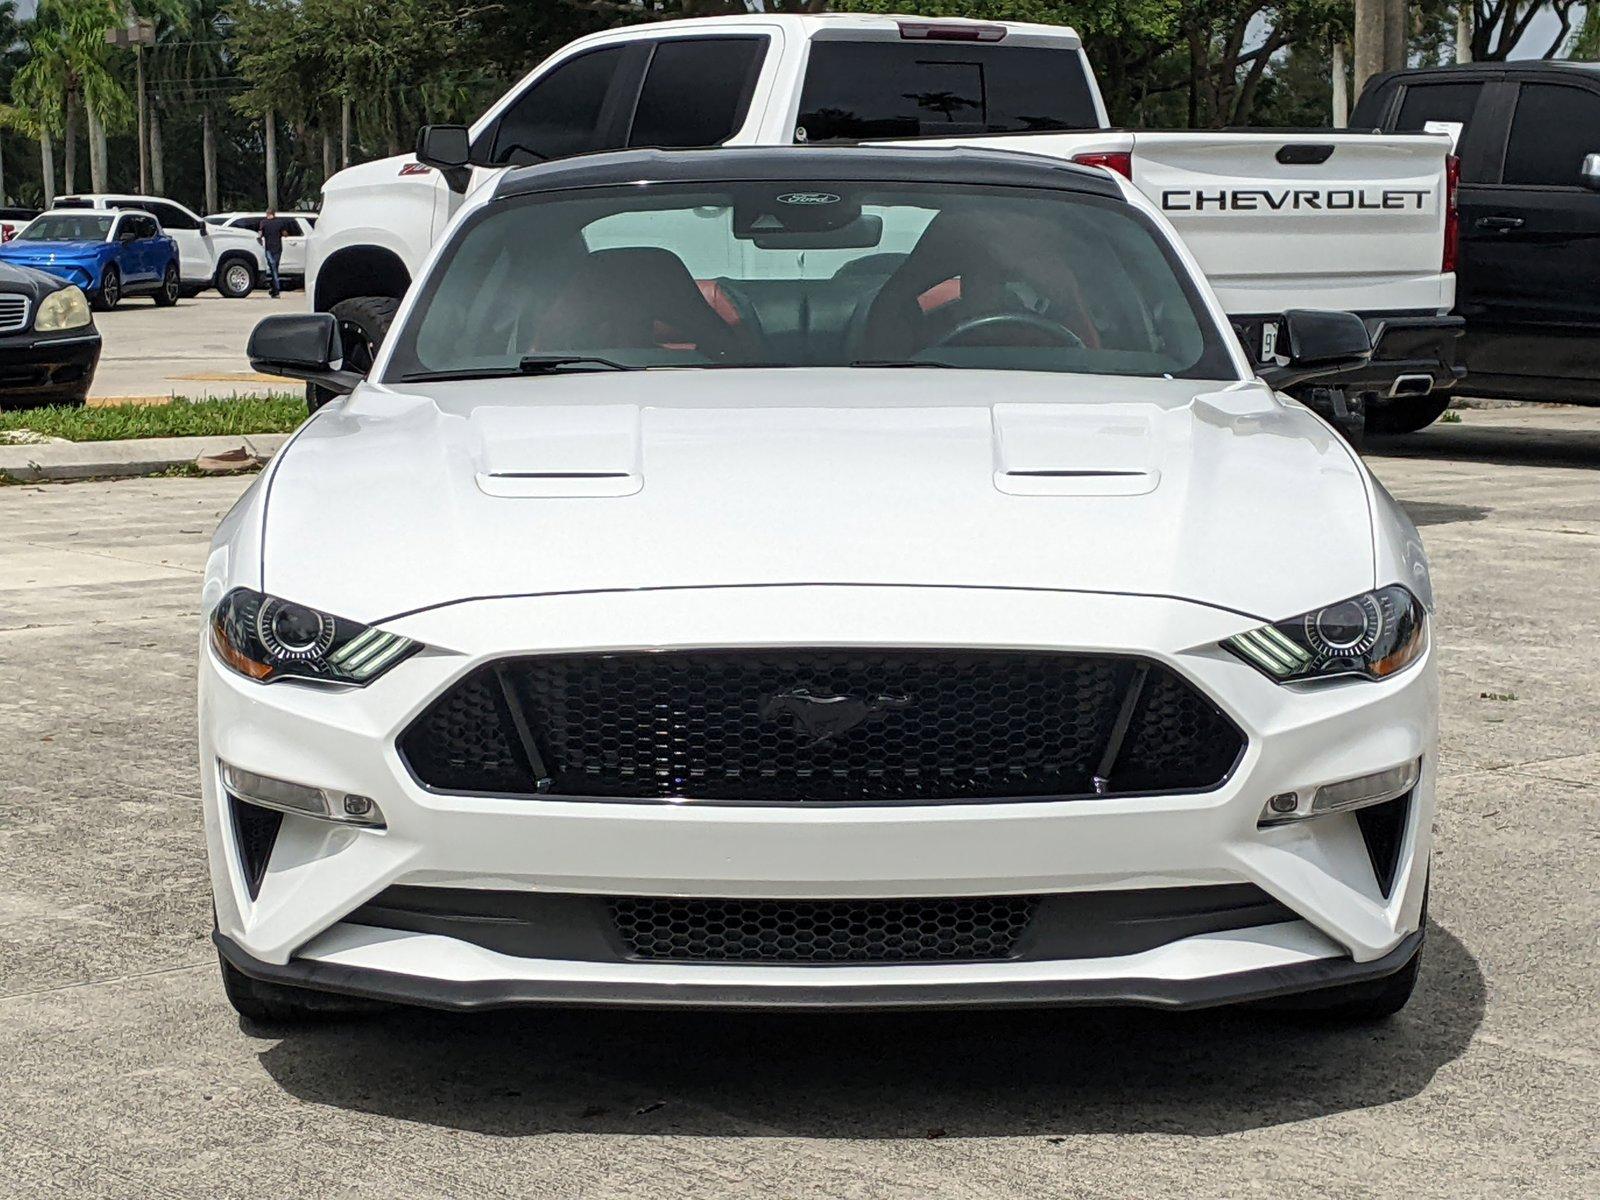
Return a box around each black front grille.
[347,883,1296,965]
[610,896,1036,963]
[398,649,1244,803]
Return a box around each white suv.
[55,194,266,298]
[206,212,318,284]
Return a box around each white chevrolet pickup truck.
[308,12,1462,432]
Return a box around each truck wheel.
[93,265,121,311]
[1365,395,1452,436]
[216,256,256,299]
[307,295,401,412]
[153,262,180,307]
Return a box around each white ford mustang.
[202,147,1436,1022]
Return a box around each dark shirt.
[259,217,292,255]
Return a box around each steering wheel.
[932,312,1085,350]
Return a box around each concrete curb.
[0,433,290,483]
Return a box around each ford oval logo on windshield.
[776,192,841,206]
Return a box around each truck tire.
[93,265,121,311]
[216,255,256,299]
[307,295,400,412]
[1365,395,1452,436]
[153,262,180,306]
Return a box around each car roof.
[1376,60,1600,82]
[493,145,1122,202]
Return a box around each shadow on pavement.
[253,919,1483,1140]
[1367,413,1600,471]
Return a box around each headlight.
[33,285,91,332]
[1223,585,1426,683]
[210,587,420,684]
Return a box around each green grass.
[0,394,306,442]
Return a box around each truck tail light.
[897,21,1006,42]
[1442,153,1460,273]
[1071,151,1133,180]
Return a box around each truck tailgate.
[1125,131,1453,316]
[896,128,1453,318]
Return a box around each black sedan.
[0,259,101,408]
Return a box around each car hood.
[0,241,103,258]
[259,369,1375,625]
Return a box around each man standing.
[257,210,290,298]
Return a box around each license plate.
[1259,321,1280,362]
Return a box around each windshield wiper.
[397,356,634,384]
[518,354,632,374]
[849,359,955,369]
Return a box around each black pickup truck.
[1353,62,1600,429]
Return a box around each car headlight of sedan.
[33,285,91,332]
[210,587,419,684]
[1223,585,1426,683]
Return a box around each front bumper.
[200,585,1437,1009]
[0,331,100,403]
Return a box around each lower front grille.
[610,896,1036,963]
[345,883,1296,966]
[398,649,1246,803]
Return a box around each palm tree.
[6,12,71,201]
[17,1,132,194]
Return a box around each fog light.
[1259,759,1420,827]
[1267,791,1300,815]
[219,762,385,828]
[343,794,375,818]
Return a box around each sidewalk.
[0,433,289,483]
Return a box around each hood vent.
[992,404,1161,496]
[471,404,642,498]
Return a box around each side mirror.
[1257,309,1372,390]
[248,313,365,396]
[416,124,471,170]
[1581,153,1600,192]
[415,124,474,195]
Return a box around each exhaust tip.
[1388,374,1435,398]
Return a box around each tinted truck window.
[491,46,628,164]
[1394,81,1482,132]
[795,43,1099,142]
[1503,83,1600,187]
[629,37,766,148]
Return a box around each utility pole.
[107,14,157,192]
[1332,40,1349,128]
[341,95,352,167]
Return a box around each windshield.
[19,213,114,242]
[384,181,1238,383]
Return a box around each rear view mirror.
[416,124,471,171]
[248,313,365,396]
[1581,153,1600,192]
[1257,309,1372,390]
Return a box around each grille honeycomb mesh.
[398,649,1243,802]
[609,896,1037,963]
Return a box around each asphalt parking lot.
[1,406,1597,1198]
[88,290,306,402]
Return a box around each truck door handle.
[1475,216,1525,231]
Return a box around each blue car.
[0,208,180,310]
